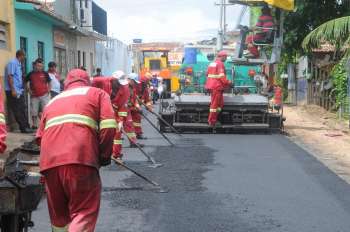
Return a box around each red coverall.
[134,79,152,136]
[36,69,116,232]
[124,85,140,143]
[0,85,7,153]
[205,59,231,126]
[91,77,132,157]
[112,84,130,158]
[246,14,274,57]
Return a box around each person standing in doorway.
[4,50,32,133]
[93,68,102,77]
[48,62,61,98]
[26,58,51,128]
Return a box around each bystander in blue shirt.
[4,58,24,96]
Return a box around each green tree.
[283,0,348,60]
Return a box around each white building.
[52,0,107,76]
[95,38,132,76]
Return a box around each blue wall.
[15,9,53,73]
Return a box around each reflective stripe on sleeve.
[45,114,98,130]
[0,113,5,124]
[99,119,117,129]
[118,111,128,117]
[114,139,123,145]
[52,225,68,232]
[210,109,217,113]
[208,73,225,79]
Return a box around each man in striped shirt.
[246,5,275,58]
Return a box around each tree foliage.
[283,0,348,59]
[331,59,348,107]
[302,16,350,53]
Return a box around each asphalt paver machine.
[159,0,294,133]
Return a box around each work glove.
[117,121,123,131]
[147,105,153,112]
[100,158,111,167]
[111,156,123,165]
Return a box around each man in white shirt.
[48,62,62,98]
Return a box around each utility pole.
[216,0,225,51]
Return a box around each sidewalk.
[0,132,35,175]
[284,105,350,183]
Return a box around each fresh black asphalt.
[31,116,350,232]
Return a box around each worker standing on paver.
[205,51,232,127]
[36,69,116,232]
[135,72,153,139]
[0,84,7,154]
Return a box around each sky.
[93,0,249,44]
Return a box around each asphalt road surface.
[31,112,350,232]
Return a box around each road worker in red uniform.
[111,71,131,160]
[0,85,7,154]
[125,73,144,147]
[128,73,143,138]
[271,84,283,113]
[92,74,144,150]
[134,72,153,139]
[205,51,232,127]
[36,69,116,232]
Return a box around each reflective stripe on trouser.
[208,90,224,126]
[131,110,143,135]
[44,165,101,232]
[0,113,6,124]
[113,130,123,158]
[124,110,137,144]
[52,225,68,232]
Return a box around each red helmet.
[248,69,256,77]
[64,69,91,89]
[217,50,228,57]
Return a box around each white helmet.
[128,73,140,83]
[112,70,128,85]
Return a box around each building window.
[82,52,86,68]
[79,0,82,8]
[90,52,94,74]
[0,22,8,50]
[80,8,85,21]
[20,37,28,73]
[85,0,88,8]
[38,41,44,60]
[55,48,67,77]
[78,50,81,67]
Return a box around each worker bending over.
[36,69,116,232]
[205,51,232,127]
[135,72,153,139]
[128,73,144,140]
